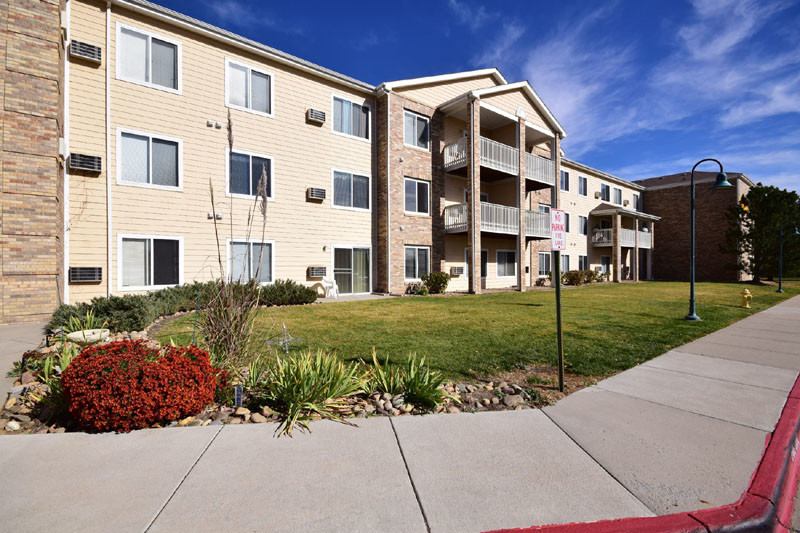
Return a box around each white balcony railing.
[592,228,612,246]
[480,137,519,175]
[444,137,467,171]
[621,228,636,247]
[592,228,653,249]
[443,202,550,239]
[639,231,652,249]
[526,154,556,187]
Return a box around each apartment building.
[0,0,665,323]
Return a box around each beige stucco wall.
[67,0,374,303]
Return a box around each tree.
[723,184,800,283]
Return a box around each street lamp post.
[777,223,800,294]
[686,159,733,321]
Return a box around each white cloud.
[201,0,303,34]
[447,0,496,31]
[473,24,524,67]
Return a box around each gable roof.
[472,82,566,138]
[378,68,507,92]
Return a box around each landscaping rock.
[48,426,66,434]
[503,395,524,408]
[250,413,267,423]
[20,372,36,385]
[392,394,404,406]
[466,385,476,393]
[447,406,461,414]
[364,405,376,414]
[491,397,500,405]
[188,419,203,427]
[4,397,17,410]
[502,386,515,395]
[178,416,195,427]
[202,420,211,426]
[209,420,223,426]
[481,398,491,406]
[4,420,21,432]
[12,414,31,423]
[376,408,388,416]
[234,407,250,417]
[261,407,278,417]
[457,384,468,394]
[401,404,413,413]
[381,392,392,402]
[228,417,242,424]
[213,411,230,422]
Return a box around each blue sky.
[160,0,799,190]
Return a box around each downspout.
[386,91,391,293]
[63,0,71,304]
[105,1,112,296]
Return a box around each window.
[560,170,570,192]
[600,184,610,202]
[538,204,551,215]
[614,187,622,204]
[578,176,588,196]
[564,213,570,233]
[117,24,179,92]
[578,255,589,271]
[228,150,273,198]
[403,110,429,150]
[230,240,273,284]
[334,247,370,294]
[120,235,180,289]
[562,254,570,272]
[333,96,370,140]
[333,170,370,210]
[579,215,588,235]
[405,246,430,280]
[226,59,272,116]
[633,193,641,211]
[117,129,180,189]
[497,250,516,277]
[404,178,430,215]
[463,189,489,202]
[538,252,551,277]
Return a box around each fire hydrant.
[741,288,752,309]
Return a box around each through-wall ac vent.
[450,266,465,276]
[69,267,102,283]
[594,191,601,199]
[308,266,327,278]
[69,40,102,63]
[306,109,326,124]
[307,187,326,200]
[69,153,102,172]
[623,199,630,206]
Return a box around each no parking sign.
[550,209,566,251]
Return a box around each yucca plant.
[262,349,367,436]
[365,349,404,396]
[401,355,451,410]
[63,309,108,335]
[244,354,269,390]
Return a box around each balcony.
[592,228,652,249]
[443,201,550,239]
[443,137,555,187]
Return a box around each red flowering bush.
[61,340,220,432]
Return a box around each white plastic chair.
[321,277,339,299]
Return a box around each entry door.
[334,247,370,294]
[601,255,611,274]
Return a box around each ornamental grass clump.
[261,349,367,437]
[365,349,404,396]
[399,355,450,410]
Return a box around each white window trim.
[404,245,431,282]
[613,187,623,205]
[579,215,588,236]
[330,93,372,143]
[579,176,588,197]
[224,57,275,119]
[538,203,551,214]
[115,22,182,95]
[115,127,183,191]
[496,249,517,279]
[538,251,552,278]
[464,247,489,279]
[600,184,610,202]
[403,109,430,151]
[560,170,570,192]
[562,254,571,272]
[331,167,371,212]
[117,233,183,292]
[564,212,571,234]
[226,238,276,285]
[225,146,276,201]
[330,243,373,295]
[404,177,431,216]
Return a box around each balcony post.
[467,96,482,294]
[612,212,621,282]
[633,216,639,282]
[517,112,527,291]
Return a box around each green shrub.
[366,350,404,396]
[562,270,584,286]
[259,279,317,306]
[260,350,367,436]
[401,355,449,410]
[421,271,451,294]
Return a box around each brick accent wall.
[0,0,64,323]
[642,179,742,282]
[375,91,446,294]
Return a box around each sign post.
[550,209,567,393]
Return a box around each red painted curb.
[485,375,800,533]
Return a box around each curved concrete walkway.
[1,299,799,532]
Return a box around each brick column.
[612,212,621,282]
[517,115,526,291]
[467,97,481,294]
[633,216,639,282]
[648,221,655,280]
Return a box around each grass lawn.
[154,281,799,379]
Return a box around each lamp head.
[792,224,800,236]
[710,171,734,189]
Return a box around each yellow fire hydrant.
[741,288,752,309]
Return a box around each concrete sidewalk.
[0,322,45,398]
[1,298,799,532]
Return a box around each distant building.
[634,172,754,282]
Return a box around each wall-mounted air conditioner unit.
[69,40,102,63]
[308,266,326,278]
[306,109,326,124]
[307,187,326,201]
[594,191,601,199]
[69,153,102,172]
[69,267,102,283]
[450,266,464,276]
[623,199,629,206]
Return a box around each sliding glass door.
[334,247,370,294]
